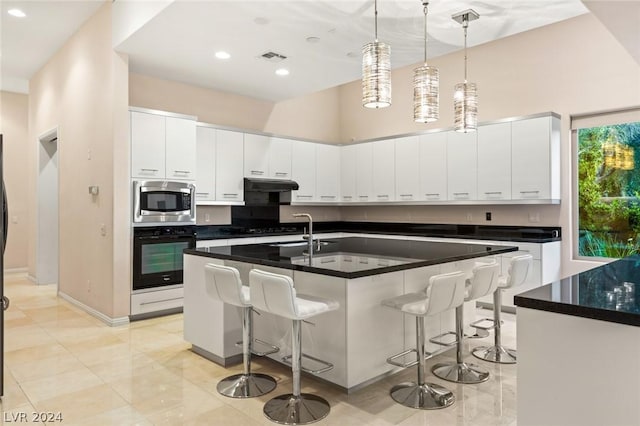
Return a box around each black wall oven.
[132,225,196,291]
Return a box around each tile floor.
[0,274,517,425]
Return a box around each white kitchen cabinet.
[395,136,420,202]
[372,139,396,202]
[447,130,477,200]
[419,132,448,201]
[195,126,216,202]
[316,143,340,202]
[243,133,270,178]
[165,117,197,181]
[269,137,292,179]
[291,141,316,202]
[340,145,357,202]
[243,134,292,180]
[477,122,511,200]
[131,110,196,181]
[512,115,561,201]
[131,111,166,179]
[355,143,373,202]
[215,129,244,202]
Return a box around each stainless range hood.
[244,178,299,192]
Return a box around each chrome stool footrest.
[386,348,435,369]
[235,338,280,357]
[282,353,334,374]
[470,318,503,331]
[428,331,458,347]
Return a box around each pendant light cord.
[463,16,469,83]
[374,0,379,42]
[423,2,428,64]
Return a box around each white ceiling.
[0,0,618,102]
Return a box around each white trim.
[27,274,37,284]
[5,267,27,276]
[58,291,130,327]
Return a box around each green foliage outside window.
[578,122,640,257]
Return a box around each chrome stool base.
[432,362,490,384]
[472,345,517,364]
[217,373,277,398]
[390,382,455,410]
[263,393,330,425]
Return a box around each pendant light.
[362,0,391,108]
[452,9,479,132]
[414,0,439,123]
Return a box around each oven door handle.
[136,235,193,241]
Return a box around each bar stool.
[249,269,339,425]
[472,254,533,364]
[381,271,466,409]
[204,264,278,398]
[432,261,500,384]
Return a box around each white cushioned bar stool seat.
[472,254,533,364]
[381,271,466,410]
[432,261,500,384]
[250,269,339,425]
[204,264,277,398]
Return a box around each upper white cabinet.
[477,122,512,200]
[215,129,244,202]
[316,144,340,202]
[131,110,196,181]
[355,143,373,202]
[372,139,396,202]
[419,132,447,201]
[512,115,560,201]
[243,134,292,179]
[291,141,317,202]
[395,136,420,202]
[195,126,216,202]
[447,130,477,201]
[340,145,357,202]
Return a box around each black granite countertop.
[514,255,640,327]
[185,236,518,279]
[195,222,561,243]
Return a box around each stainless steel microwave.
[133,180,195,225]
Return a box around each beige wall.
[28,2,130,319]
[0,91,29,270]
[337,13,640,277]
[129,73,341,142]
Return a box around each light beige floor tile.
[64,405,152,426]
[86,352,160,383]
[132,379,224,420]
[19,366,104,403]
[4,325,57,352]
[4,342,71,367]
[0,403,42,425]
[109,367,185,404]
[32,383,128,424]
[21,305,79,323]
[7,351,85,382]
[179,404,265,426]
[1,372,32,410]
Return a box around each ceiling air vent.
[260,51,287,62]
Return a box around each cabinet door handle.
[453,192,469,195]
[358,196,369,199]
[425,193,439,196]
[174,170,191,174]
[140,168,158,172]
[223,193,238,197]
[320,196,336,200]
[250,170,264,175]
[196,192,210,195]
[296,195,313,199]
[343,195,353,199]
[377,195,389,198]
[520,190,540,194]
[140,296,183,306]
[400,194,413,198]
[484,191,502,195]
[274,172,288,176]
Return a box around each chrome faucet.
[292,213,313,255]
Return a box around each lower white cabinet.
[131,286,184,316]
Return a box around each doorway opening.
[37,128,59,286]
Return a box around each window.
[577,118,640,258]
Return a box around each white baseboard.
[5,267,28,275]
[58,291,130,327]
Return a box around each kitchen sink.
[269,240,332,248]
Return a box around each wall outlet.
[486,212,492,221]
[529,212,540,223]
[205,213,211,222]
[466,212,473,221]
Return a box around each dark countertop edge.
[195,228,561,244]
[184,245,518,279]
[514,295,640,327]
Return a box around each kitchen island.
[514,255,640,426]
[184,237,517,391]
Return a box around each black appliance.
[132,225,195,291]
[243,178,298,206]
[0,135,7,397]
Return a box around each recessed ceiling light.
[8,8,26,18]
[275,68,290,76]
[215,51,231,60]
